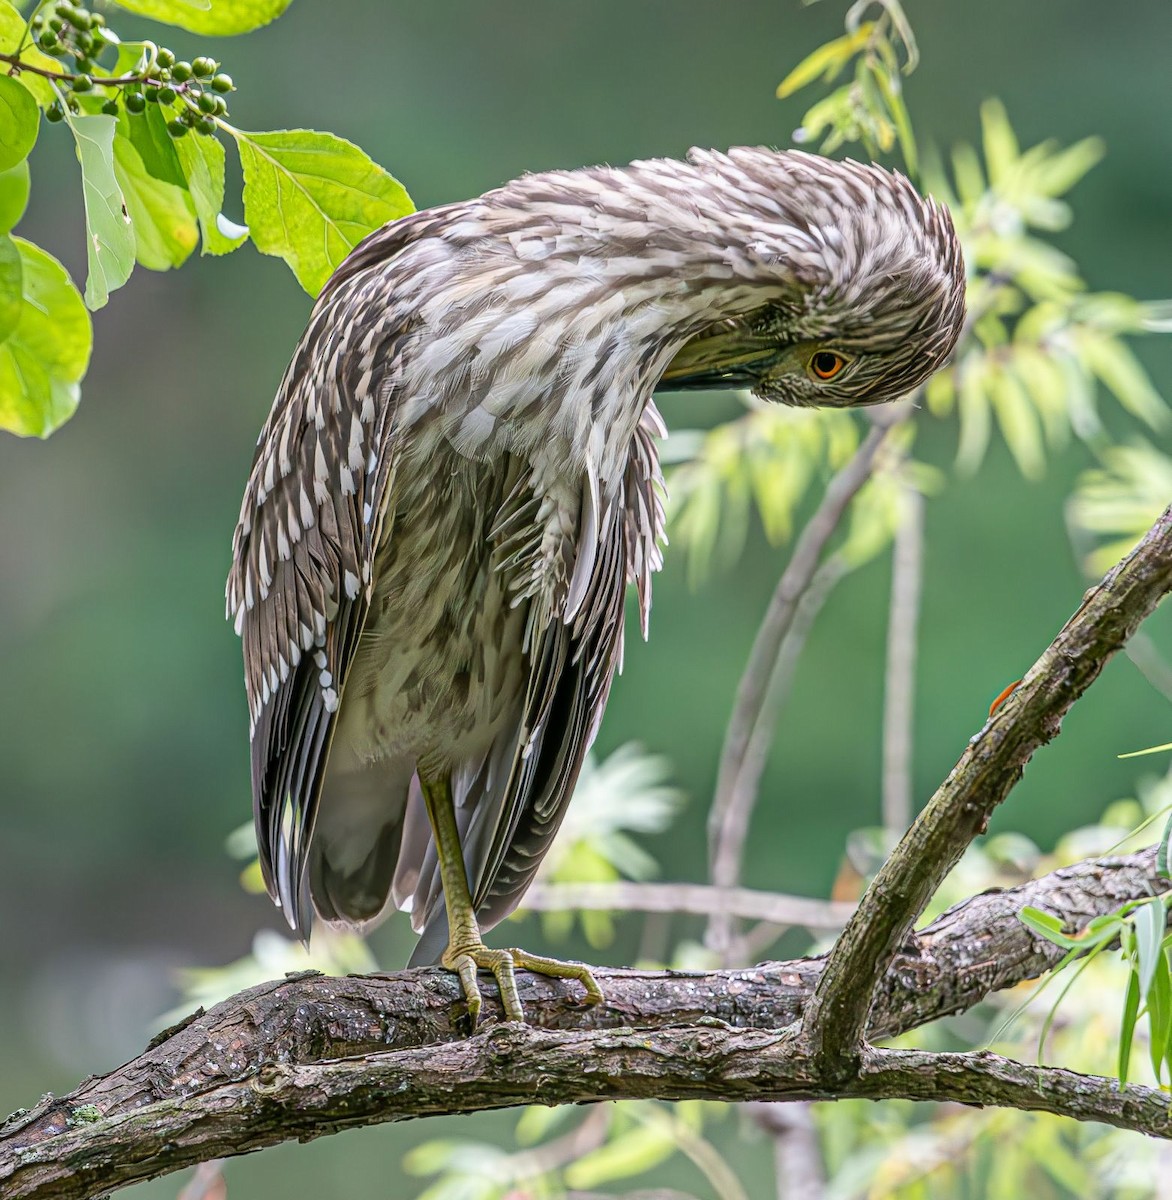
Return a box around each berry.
[90,11,105,26]
[37,29,58,48]
[143,84,160,102]
[197,92,217,113]
[125,91,146,113]
[210,73,233,93]
[212,95,228,114]
[196,115,216,135]
[191,56,216,77]
[71,73,93,91]
[156,48,175,68]
[48,16,63,31]
[166,118,188,138]
[101,98,119,115]
[46,99,65,122]
[171,61,192,81]
[157,85,176,104]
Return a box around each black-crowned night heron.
[227,148,965,1023]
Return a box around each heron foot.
[442,939,604,1026]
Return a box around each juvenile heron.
[228,147,965,1023]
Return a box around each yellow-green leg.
[419,768,604,1025]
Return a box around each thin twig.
[709,416,897,876]
[749,1103,826,1200]
[524,880,855,932]
[707,554,853,959]
[881,482,924,838]
[799,503,1172,1074]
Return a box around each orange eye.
[810,351,846,381]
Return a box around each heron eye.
[810,351,846,381]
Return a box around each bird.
[226,147,965,1025]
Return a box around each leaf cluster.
[0,0,412,436]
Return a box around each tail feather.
[307,752,414,931]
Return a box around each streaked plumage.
[227,147,965,999]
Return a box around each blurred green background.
[2,0,1171,1195]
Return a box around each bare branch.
[881,483,923,838]
[524,880,855,931]
[707,554,852,959]
[2,848,1167,1200]
[800,503,1172,1073]
[709,416,895,876]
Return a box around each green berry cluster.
[31,2,235,136]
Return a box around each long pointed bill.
[657,323,781,391]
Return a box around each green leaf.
[112,129,198,270]
[1018,905,1083,949]
[173,132,247,255]
[0,238,92,436]
[1135,896,1166,1001]
[110,0,291,35]
[776,24,874,99]
[1119,968,1140,1084]
[1150,946,1172,1084]
[564,1123,678,1189]
[0,159,28,234]
[0,231,20,342]
[0,1,59,106]
[123,101,188,188]
[0,74,37,172]
[231,127,413,296]
[981,98,1019,186]
[64,113,135,309]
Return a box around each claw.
[442,941,602,1026]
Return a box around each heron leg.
[418,768,603,1026]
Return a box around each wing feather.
[227,226,417,934]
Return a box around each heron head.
[658,152,966,409]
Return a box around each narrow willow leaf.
[1148,950,1171,1084]
[173,132,247,255]
[0,160,29,233]
[1120,741,1172,761]
[776,23,874,98]
[989,366,1045,480]
[1119,964,1141,1083]
[955,356,990,474]
[0,231,21,342]
[0,74,37,172]
[0,0,59,106]
[65,113,135,310]
[1035,136,1106,197]
[231,127,413,296]
[0,238,92,436]
[110,0,289,34]
[980,98,1020,186]
[1018,906,1085,949]
[950,141,985,207]
[564,1123,678,1189]
[872,63,917,174]
[1135,896,1166,1001]
[1081,334,1169,430]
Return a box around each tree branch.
[799,503,1172,1073]
[2,848,1167,1200]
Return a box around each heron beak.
[657,322,780,391]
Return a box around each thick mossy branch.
[2,849,1169,1200]
[3,505,1169,1200]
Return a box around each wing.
[475,402,668,921]
[405,403,667,963]
[227,227,417,934]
